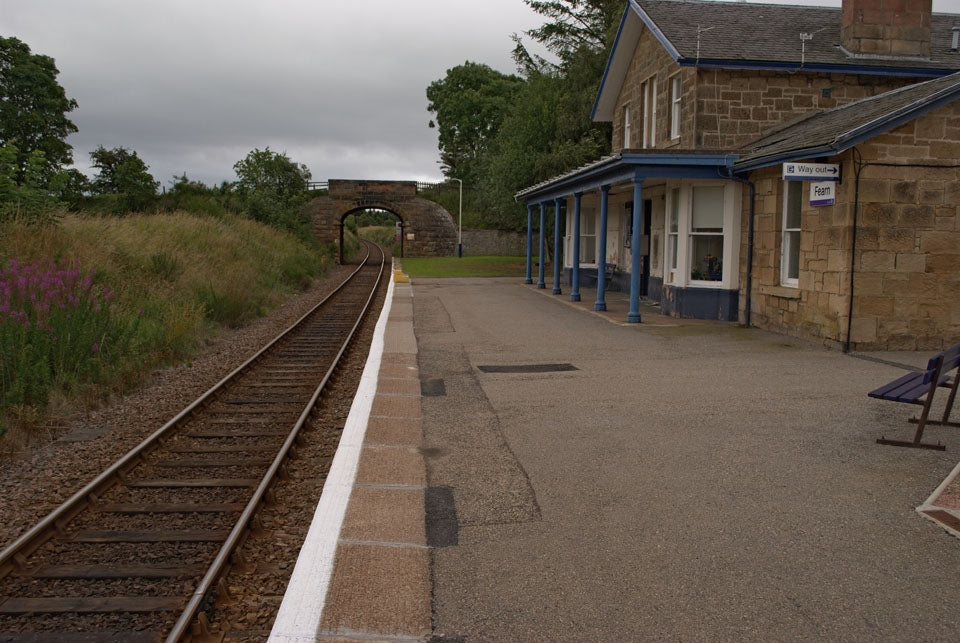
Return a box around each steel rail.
[0,243,375,579]
[166,240,385,641]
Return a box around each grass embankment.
[0,212,331,447]
[400,255,529,278]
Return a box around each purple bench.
[870,343,960,450]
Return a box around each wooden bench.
[869,343,960,450]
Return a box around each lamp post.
[452,178,463,257]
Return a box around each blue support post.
[553,197,564,295]
[571,192,582,302]
[525,204,533,284]
[627,178,644,323]
[594,185,610,311]
[538,202,546,289]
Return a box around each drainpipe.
[845,149,864,354]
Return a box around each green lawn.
[398,255,534,278]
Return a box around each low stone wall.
[460,229,527,256]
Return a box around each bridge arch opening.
[308,180,458,262]
[341,207,404,262]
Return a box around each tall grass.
[0,211,331,440]
[0,257,136,413]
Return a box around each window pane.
[670,75,681,139]
[786,181,802,229]
[668,234,678,270]
[692,186,724,232]
[581,235,596,264]
[669,188,679,232]
[785,230,800,280]
[623,105,631,148]
[581,210,595,235]
[691,235,723,281]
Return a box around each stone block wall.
[841,0,932,58]
[744,164,854,348]
[695,69,909,150]
[613,34,693,152]
[460,229,527,256]
[848,103,960,350]
[613,32,918,154]
[744,104,960,351]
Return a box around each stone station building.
[517,0,960,350]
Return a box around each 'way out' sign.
[782,162,840,181]
[810,181,835,207]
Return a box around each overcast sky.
[4,0,960,189]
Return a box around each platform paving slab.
[415,278,960,641]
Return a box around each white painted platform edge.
[268,273,396,643]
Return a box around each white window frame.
[688,185,725,284]
[661,181,740,291]
[781,180,802,287]
[623,104,632,149]
[641,76,657,148]
[669,74,682,140]
[666,187,680,282]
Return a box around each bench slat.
[869,372,927,403]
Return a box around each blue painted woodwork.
[553,197,564,295]
[525,204,533,284]
[538,203,546,289]
[571,193,582,302]
[661,284,738,321]
[594,185,610,311]
[870,343,960,449]
[627,178,643,323]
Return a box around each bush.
[0,257,137,426]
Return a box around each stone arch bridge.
[307,180,457,262]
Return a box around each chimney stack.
[841,0,932,58]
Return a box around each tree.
[0,143,62,223]
[0,37,78,186]
[512,0,622,73]
[89,146,159,212]
[232,148,312,235]
[233,147,310,200]
[426,62,523,184]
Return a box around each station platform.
[271,270,960,642]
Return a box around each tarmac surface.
[273,273,960,642]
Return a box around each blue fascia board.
[590,4,635,122]
[591,1,682,122]
[677,57,957,78]
[519,154,738,203]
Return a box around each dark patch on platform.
[477,363,578,374]
[421,378,447,396]
[425,486,459,547]
[430,636,466,643]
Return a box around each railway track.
[0,241,387,642]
